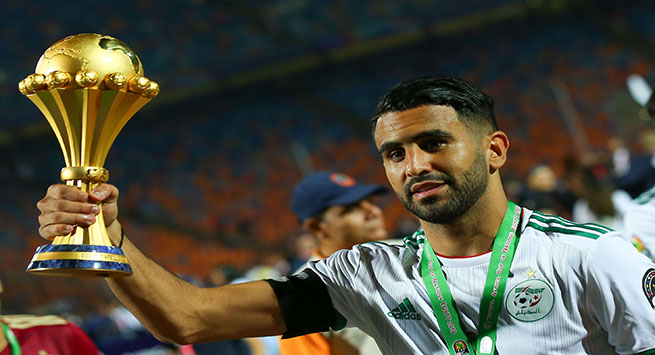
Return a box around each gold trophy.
[19,33,159,277]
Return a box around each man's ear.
[487,130,509,173]
[302,217,322,235]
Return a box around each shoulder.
[521,208,648,266]
[351,236,419,263]
[523,209,616,246]
[312,234,419,278]
[0,314,69,329]
[355,238,407,254]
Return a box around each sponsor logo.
[505,279,554,322]
[643,268,655,308]
[387,298,422,320]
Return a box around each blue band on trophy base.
[34,244,126,254]
[26,244,133,277]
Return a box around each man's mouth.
[410,182,446,199]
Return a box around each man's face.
[320,198,388,249]
[375,105,489,223]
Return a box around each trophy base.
[26,244,133,277]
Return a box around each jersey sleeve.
[264,247,363,338]
[305,247,369,331]
[584,232,655,354]
[265,268,340,338]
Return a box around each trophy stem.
[26,168,133,277]
[59,179,112,246]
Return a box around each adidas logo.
[387,298,422,320]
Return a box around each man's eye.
[387,149,405,161]
[421,140,445,151]
[341,204,357,215]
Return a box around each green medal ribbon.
[1,322,21,355]
[420,201,522,355]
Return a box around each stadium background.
[0,0,654,353]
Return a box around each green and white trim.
[403,230,425,249]
[527,211,613,240]
[634,185,655,206]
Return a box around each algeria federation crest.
[506,279,554,322]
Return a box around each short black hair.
[372,76,498,137]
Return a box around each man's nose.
[405,146,431,177]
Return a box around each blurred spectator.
[518,164,573,217]
[0,276,100,355]
[206,264,241,288]
[611,131,655,198]
[608,137,631,177]
[280,171,392,355]
[287,234,317,272]
[570,165,632,232]
[108,299,147,340]
[231,264,282,355]
[179,272,251,355]
[624,184,655,262]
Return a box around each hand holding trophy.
[19,33,159,277]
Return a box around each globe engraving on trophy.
[19,33,159,277]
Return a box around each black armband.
[264,268,337,338]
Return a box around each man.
[0,277,100,355]
[36,76,655,354]
[281,171,389,355]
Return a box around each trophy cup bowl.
[20,33,159,277]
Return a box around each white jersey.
[625,185,655,257]
[307,207,655,354]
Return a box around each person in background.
[0,276,100,355]
[517,164,572,217]
[611,130,655,199]
[569,165,632,232]
[281,171,391,355]
[287,234,317,273]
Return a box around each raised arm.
[37,184,286,344]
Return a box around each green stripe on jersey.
[528,211,612,239]
[634,186,655,205]
[531,212,613,233]
[634,349,655,355]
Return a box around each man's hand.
[37,183,121,243]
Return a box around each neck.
[421,195,509,257]
[315,246,330,259]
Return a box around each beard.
[398,149,488,224]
